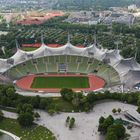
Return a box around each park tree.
[127,95,135,104]
[60,88,74,101]
[39,99,48,109]
[1,96,8,106]
[6,87,15,95]
[108,124,125,139]
[54,104,60,113]
[69,117,75,129]
[16,103,33,114]
[99,116,105,124]
[83,102,91,112]
[18,112,34,127]
[98,115,114,134]
[80,96,87,104]
[22,104,33,114]
[72,98,80,108]
[0,110,3,121]
[112,108,117,114]
[105,131,117,140]
[16,104,23,114]
[30,96,40,108]
[86,92,96,103]
[66,116,70,123]
[117,108,121,113]
[98,123,105,134]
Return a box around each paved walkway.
[2,110,18,119]
[16,89,61,97]
[0,129,20,140]
[2,101,140,140]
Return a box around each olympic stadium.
[0,38,140,93]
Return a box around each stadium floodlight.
[134,39,137,60]
[67,32,71,43]
[1,46,6,55]
[15,39,20,50]
[93,31,97,45]
[41,33,45,44]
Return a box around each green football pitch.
[31,76,90,89]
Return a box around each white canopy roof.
[0,42,140,88]
[102,49,122,66]
[122,70,140,88]
[0,43,105,70]
[113,57,140,75]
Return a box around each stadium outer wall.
[15,74,105,93]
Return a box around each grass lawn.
[0,118,55,140]
[31,76,90,89]
[51,97,80,112]
[22,47,37,51]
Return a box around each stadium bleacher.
[5,55,120,85]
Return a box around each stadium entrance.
[58,63,67,73]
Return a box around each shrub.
[48,109,56,116]
[117,108,121,113]
[69,117,75,129]
[112,108,117,114]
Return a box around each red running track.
[16,74,105,93]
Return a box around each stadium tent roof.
[101,49,122,66]
[25,43,47,58]
[11,49,27,65]
[44,42,87,56]
[86,44,106,60]
[113,57,140,75]
[121,70,140,88]
[0,42,140,88]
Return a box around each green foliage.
[18,112,34,127]
[39,99,48,109]
[98,115,114,134]
[69,117,75,129]
[66,116,70,124]
[117,108,121,113]
[86,93,97,103]
[16,103,33,114]
[112,108,117,114]
[99,116,105,124]
[0,118,55,140]
[0,85,140,115]
[98,115,125,140]
[0,110,3,121]
[48,109,56,116]
[83,102,91,112]
[60,88,74,101]
[107,124,126,139]
[30,96,40,108]
[137,106,140,114]
[105,131,118,140]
